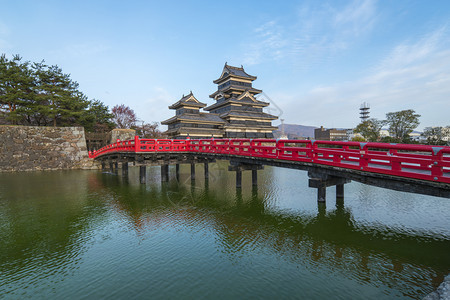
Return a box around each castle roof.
[161,112,225,125]
[213,63,257,84]
[204,93,270,111]
[168,91,206,109]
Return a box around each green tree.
[0,54,114,131]
[0,54,34,124]
[385,109,420,142]
[421,126,450,145]
[83,100,115,132]
[354,118,384,142]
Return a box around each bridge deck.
[89,138,450,198]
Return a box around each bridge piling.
[336,184,344,199]
[308,172,350,203]
[236,170,242,189]
[109,162,114,173]
[176,164,180,181]
[252,169,258,186]
[204,163,209,180]
[122,162,128,177]
[317,187,326,203]
[101,161,106,170]
[191,163,196,181]
[139,166,146,184]
[229,162,264,189]
[161,164,169,182]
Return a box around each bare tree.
[111,104,137,129]
[136,121,167,138]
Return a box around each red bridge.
[89,137,450,199]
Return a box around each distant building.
[379,129,390,138]
[162,63,278,139]
[161,92,225,139]
[314,126,347,141]
[346,129,363,141]
[360,102,370,122]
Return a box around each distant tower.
[280,119,287,139]
[360,102,370,122]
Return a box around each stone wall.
[0,125,99,172]
[110,129,136,144]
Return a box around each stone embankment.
[424,275,450,300]
[0,125,99,172]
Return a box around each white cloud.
[334,0,377,36]
[135,87,175,126]
[282,27,450,129]
[242,0,378,68]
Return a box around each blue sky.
[1,0,449,130]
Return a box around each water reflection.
[96,169,449,298]
[0,167,449,299]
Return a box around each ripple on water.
[0,169,449,299]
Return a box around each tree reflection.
[103,174,449,298]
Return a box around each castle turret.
[204,63,278,138]
[161,92,225,139]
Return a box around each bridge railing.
[88,137,450,183]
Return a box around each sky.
[1,0,449,131]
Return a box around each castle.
[162,63,278,139]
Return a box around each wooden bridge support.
[176,164,180,181]
[101,161,106,170]
[308,172,350,203]
[252,169,258,186]
[191,163,196,181]
[122,162,128,177]
[109,162,114,173]
[229,162,264,189]
[139,166,146,184]
[236,170,242,188]
[336,184,345,199]
[161,164,169,182]
[204,163,209,180]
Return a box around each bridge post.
[228,162,264,189]
[161,164,169,182]
[114,162,118,174]
[122,162,128,177]
[336,184,344,199]
[308,172,350,203]
[204,163,209,180]
[236,170,242,189]
[176,164,180,181]
[190,163,196,181]
[139,166,146,184]
[101,161,106,170]
[109,162,114,173]
[317,187,326,203]
[252,169,258,186]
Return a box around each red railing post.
[431,147,444,180]
[134,136,140,152]
[359,142,369,170]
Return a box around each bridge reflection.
[98,172,449,298]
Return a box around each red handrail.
[88,137,450,184]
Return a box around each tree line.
[354,109,449,145]
[0,54,165,137]
[0,54,115,132]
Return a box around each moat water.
[0,162,449,299]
